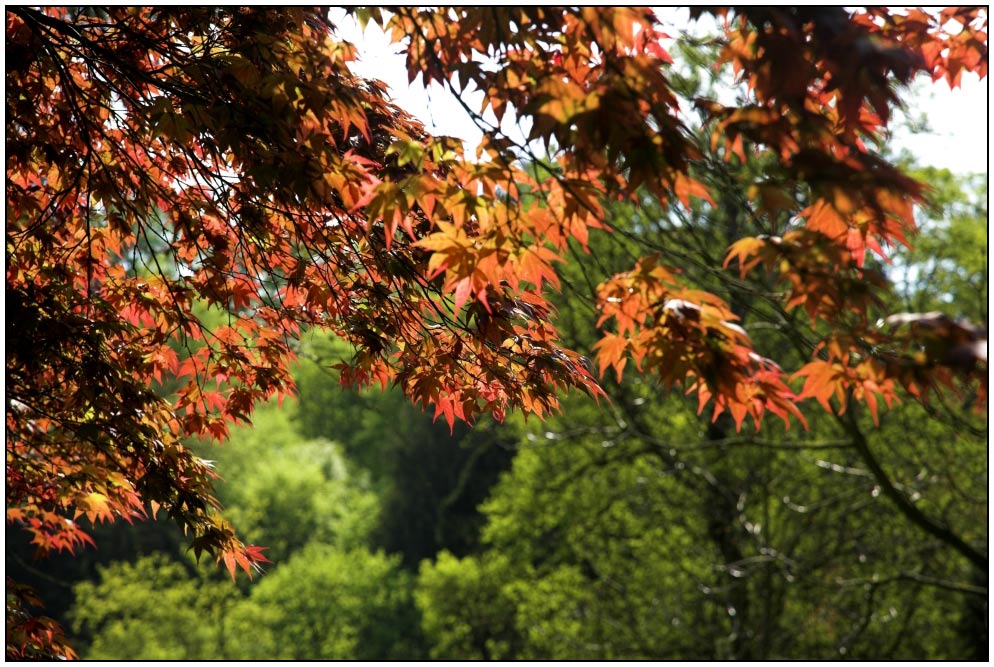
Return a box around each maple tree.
[5,6,987,659]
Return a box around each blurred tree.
[67,396,426,659]
[225,544,422,660]
[416,551,522,659]
[202,398,380,564]
[892,168,987,322]
[69,555,240,660]
[294,331,515,566]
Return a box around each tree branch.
[839,397,987,573]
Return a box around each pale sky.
[330,9,989,175]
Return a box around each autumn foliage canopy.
[5,6,987,659]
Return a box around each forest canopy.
[4,6,988,660]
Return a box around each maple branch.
[839,398,987,572]
[6,551,74,590]
[12,8,207,107]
